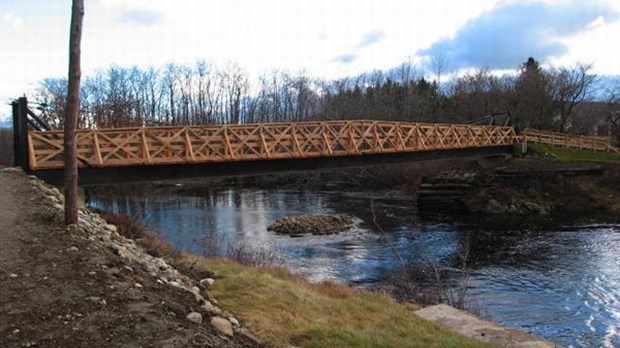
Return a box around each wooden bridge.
[26,121,519,170]
[11,97,616,185]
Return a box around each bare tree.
[549,63,597,132]
[605,80,620,140]
[429,50,448,84]
[195,60,209,124]
[221,62,248,124]
[162,63,178,124]
[450,69,514,122]
[64,0,84,225]
[36,78,68,129]
[33,51,606,134]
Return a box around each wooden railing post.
[11,100,18,167]
[12,97,30,172]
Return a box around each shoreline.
[87,157,620,231]
[0,167,261,347]
[0,167,559,347]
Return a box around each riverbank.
[0,168,260,348]
[0,168,562,347]
[79,146,620,346]
[90,196,560,346]
[175,256,557,348]
[0,168,494,347]
[417,160,620,229]
[416,145,620,229]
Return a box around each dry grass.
[95,208,493,347]
[139,232,177,258]
[176,255,494,348]
[197,233,285,268]
[93,209,179,258]
[95,210,148,239]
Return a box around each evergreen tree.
[514,57,554,129]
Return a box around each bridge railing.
[27,120,518,170]
[523,129,619,153]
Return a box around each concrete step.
[414,304,560,348]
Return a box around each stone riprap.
[267,214,353,236]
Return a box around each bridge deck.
[27,120,519,170]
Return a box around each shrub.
[197,232,284,268]
[139,232,177,258]
[94,209,148,239]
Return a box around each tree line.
[33,57,619,135]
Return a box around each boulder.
[211,317,233,336]
[485,199,505,214]
[199,278,215,288]
[523,201,545,214]
[201,301,221,315]
[186,312,203,324]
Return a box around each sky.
[1,0,619,119]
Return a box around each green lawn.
[528,143,620,164]
[176,255,494,348]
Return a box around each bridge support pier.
[513,142,527,157]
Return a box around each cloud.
[586,15,606,29]
[2,12,23,29]
[358,30,384,48]
[332,54,358,64]
[117,9,162,25]
[417,0,616,72]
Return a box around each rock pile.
[267,214,353,236]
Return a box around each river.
[88,184,620,348]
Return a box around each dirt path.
[0,169,260,348]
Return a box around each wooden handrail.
[27,120,519,170]
[523,129,619,153]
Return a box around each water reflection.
[89,186,620,348]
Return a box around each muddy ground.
[0,169,261,348]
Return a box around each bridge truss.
[27,121,518,170]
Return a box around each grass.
[529,143,620,163]
[175,254,493,348]
[97,208,494,347]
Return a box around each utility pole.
[64,0,84,225]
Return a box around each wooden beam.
[27,133,37,169]
[259,126,270,159]
[141,129,152,164]
[184,127,195,162]
[93,131,103,165]
[223,126,235,160]
[321,123,333,155]
[292,126,303,156]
